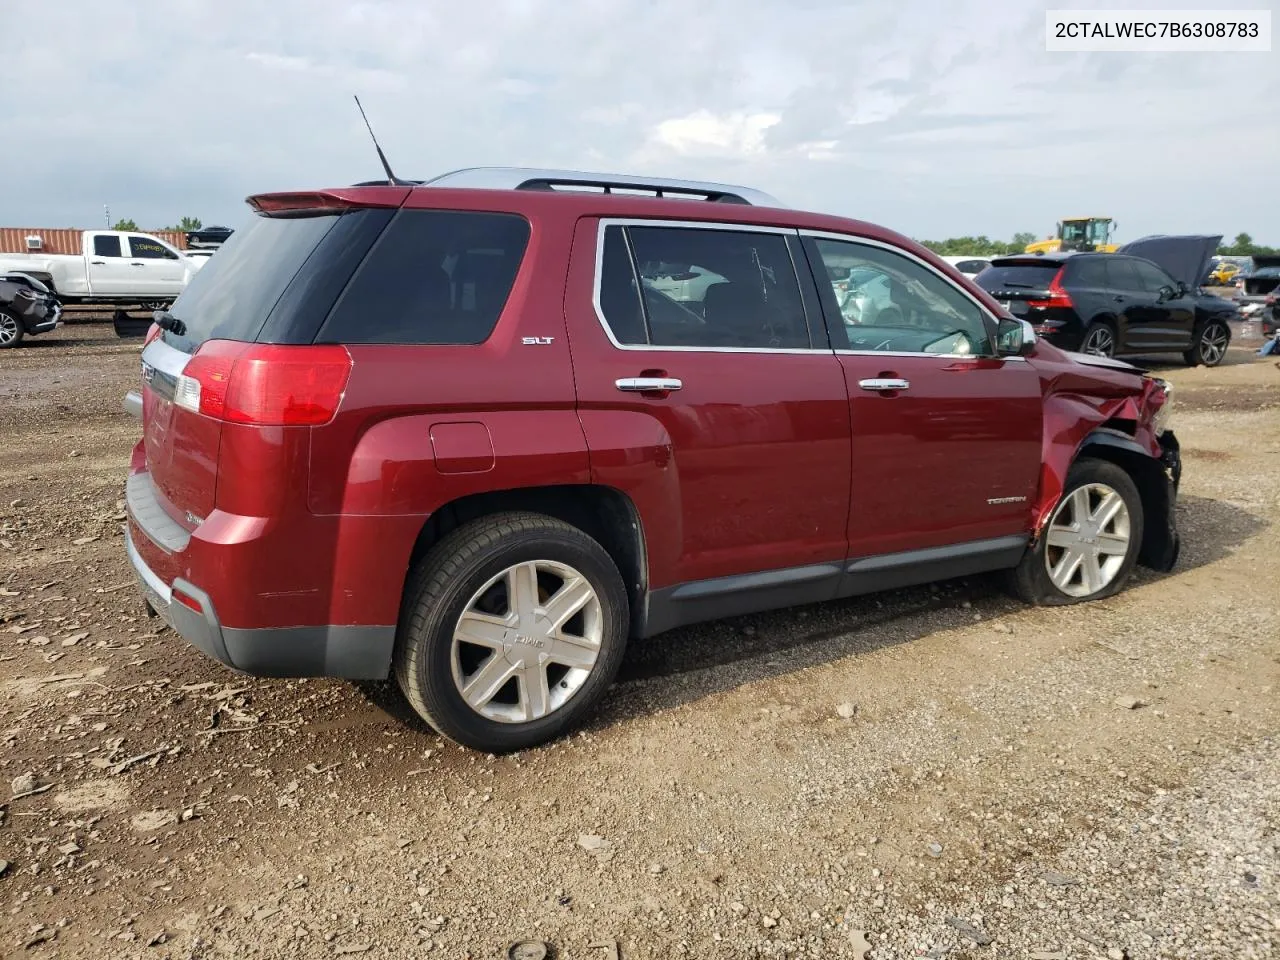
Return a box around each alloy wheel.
[1199,322,1228,366]
[450,559,603,724]
[1082,325,1115,358]
[0,312,18,345]
[1043,483,1131,598]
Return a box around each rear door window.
[1104,258,1144,292]
[319,211,530,345]
[596,224,810,349]
[1067,257,1108,287]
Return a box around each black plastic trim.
[838,535,1028,598]
[639,536,1030,638]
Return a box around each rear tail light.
[1026,268,1074,309]
[174,341,352,426]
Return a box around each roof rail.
[414,167,784,207]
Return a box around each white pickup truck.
[0,230,205,306]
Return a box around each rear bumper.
[124,516,396,680]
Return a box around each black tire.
[1010,458,1144,606]
[1079,321,1116,358]
[394,512,629,752]
[0,310,24,349]
[1183,318,1230,367]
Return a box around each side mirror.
[996,317,1036,357]
[1158,284,1175,301]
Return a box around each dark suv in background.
[975,244,1237,366]
[124,167,1181,753]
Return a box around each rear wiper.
[153,310,186,337]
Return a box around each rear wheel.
[1011,458,1143,605]
[394,512,629,752]
[1080,322,1116,358]
[0,310,24,349]
[1183,318,1230,367]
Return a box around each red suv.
[123,168,1181,752]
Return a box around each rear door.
[802,233,1043,560]
[565,217,852,592]
[126,235,186,296]
[85,233,132,295]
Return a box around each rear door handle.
[858,378,910,392]
[131,262,146,266]
[616,377,683,393]
[90,260,106,265]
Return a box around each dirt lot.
[2,323,1278,960]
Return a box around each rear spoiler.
[246,188,411,216]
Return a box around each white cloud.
[649,110,782,158]
[2,0,1276,244]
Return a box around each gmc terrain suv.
[123,168,1181,752]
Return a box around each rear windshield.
[164,213,340,351]
[974,263,1061,290]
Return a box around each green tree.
[161,216,203,232]
[1218,232,1277,256]
[112,218,138,231]
[919,234,1037,257]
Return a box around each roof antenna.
[353,95,405,186]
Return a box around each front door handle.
[1113,295,1126,302]
[616,377,683,393]
[90,260,106,265]
[858,378,910,392]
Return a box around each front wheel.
[394,512,629,752]
[1011,458,1144,605]
[1183,319,1230,367]
[0,310,24,349]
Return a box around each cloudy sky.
[6,0,1278,244]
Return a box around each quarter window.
[808,238,993,356]
[596,224,810,349]
[319,210,530,345]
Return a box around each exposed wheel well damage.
[405,485,648,636]
[1073,433,1180,571]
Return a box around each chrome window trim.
[591,218,828,355]
[834,350,1027,363]
[800,228,1012,360]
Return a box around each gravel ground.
[1,322,1277,959]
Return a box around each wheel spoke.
[454,610,513,650]
[1049,548,1084,589]
[549,634,599,670]
[1091,491,1125,530]
[1068,486,1092,523]
[1080,551,1103,594]
[520,666,552,721]
[541,576,594,630]
[1095,532,1129,557]
[506,562,540,617]
[1046,526,1078,549]
[462,654,518,710]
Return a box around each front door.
[1128,257,1196,351]
[565,218,852,595]
[801,234,1044,560]
[126,235,186,297]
